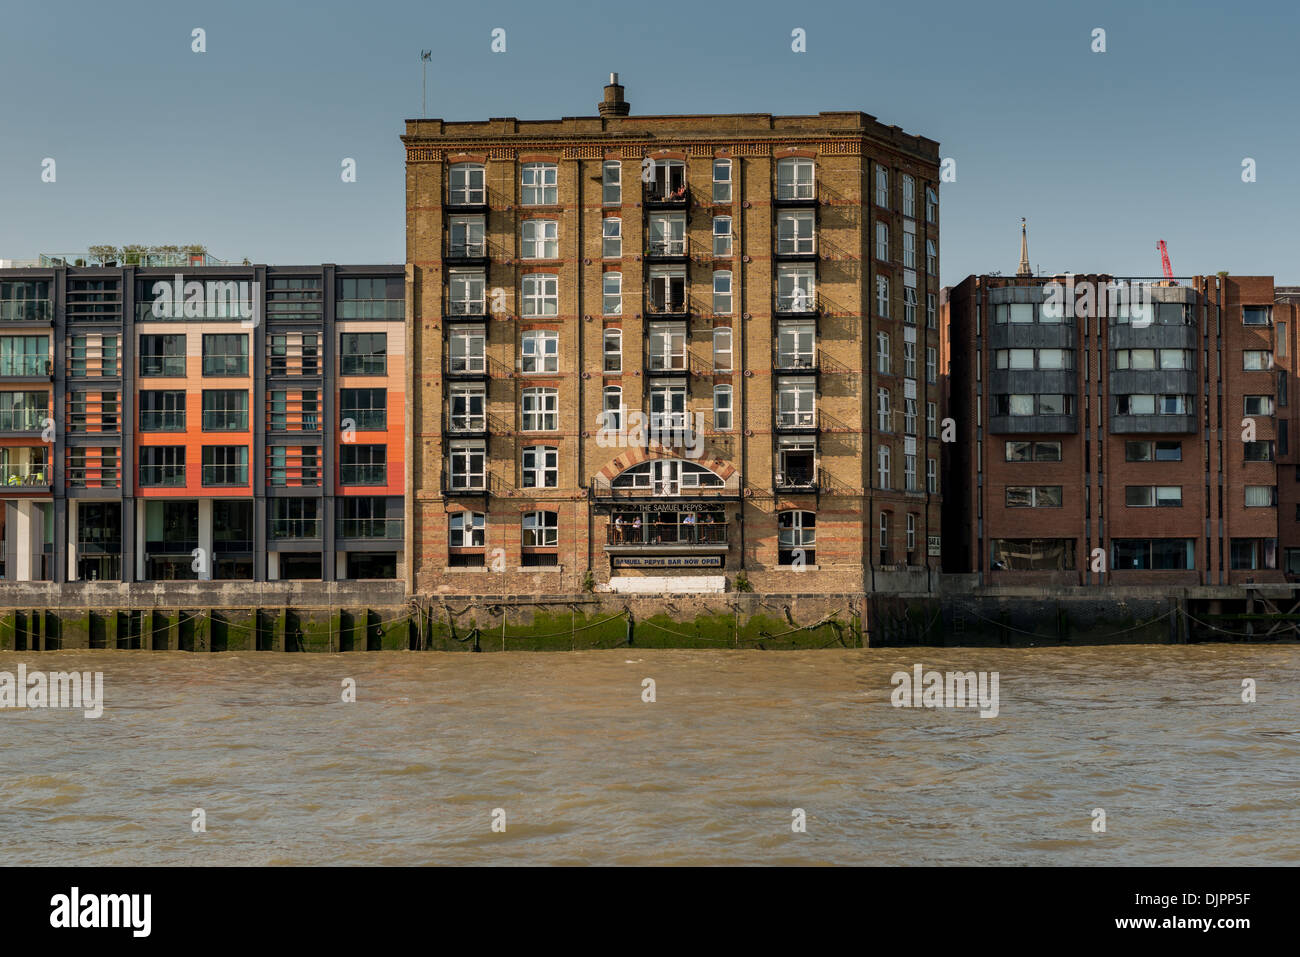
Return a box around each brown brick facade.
[402,83,943,596]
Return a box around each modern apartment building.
[402,76,943,595]
[943,268,1300,585]
[0,259,404,583]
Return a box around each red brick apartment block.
[943,273,1298,586]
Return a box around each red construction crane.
[1157,240,1174,279]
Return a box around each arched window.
[448,163,485,205]
[601,385,623,430]
[611,459,724,496]
[712,271,733,315]
[713,384,732,430]
[778,510,816,565]
[902,174,915,217]
[603,272,622,316]
[603,328,622,373]
[712,326,733,371]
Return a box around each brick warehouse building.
[402,76,944,596]
[943,268,1300,586]
[0,257,404,584]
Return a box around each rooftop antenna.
[421,51,432,117]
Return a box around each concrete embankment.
[0,581,1293,650]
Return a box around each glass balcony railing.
[270,519,321,539]
[336,518,403,540]
[0,463,50,486]
[0,300,53,322]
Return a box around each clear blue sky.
[2,0,1296,284]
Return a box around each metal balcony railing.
[774,467,819,492]
[643,181,690,207]
[774,408,819,433]
[774,291,821,316]
[606,522,728,546]
[773,351,819,374]
[644,292,691,317]
[138,464,185,487]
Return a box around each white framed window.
[776,322,815,369]
[713,159,732,203]
[875,222,889,261]
[777,266,815,312]
[904,341,916,378]
[713,270,733,315]
[449,510,485,547]
[926,347,938,383]
[776,158,815,200]
[904,286,917,325]
[449,326,485,373]
[521,387,558,431]
[447,441,485,490]
[603,272,622,316]
[875,167,889,207]
[649,382,688,431]
[602,160,621,205]
[926,239,937,273]
[521,162,558,205]
[904,398,917,435]
[648,212,687,256]
[448,163,485,205]
[926,187,938,222]
[713,327,733,372]
[877,445,891,489]
[521,219,558,259]
[904,453,917,491]
[520,329,558,373]
[522,445,558,488]
[448,269,486,315]
[877,332,890,374]
[521,274,558,317]
[879,510,889,552]
[713,216,733,257]
[713,384,733,430]
[603,328,622,373]
[602,217,622,258]
[522,510,558,547]
[448,383,485,431]
[926,457,937,493]
[927,292,936,329]
[877,387,892,432]
[877,275,889,318]
[926,401,937,437]
[448,215,485,258]
[902,175,915,218]
[778,510,816,560]
[776,378,815,429]
[906,512,916,552]
[903,231,916,268]
[648,323,687,373]
[601,385,623,430]
[777,211,816,254]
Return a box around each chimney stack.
[600,73,630,117]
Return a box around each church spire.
[1017,218,1032,277]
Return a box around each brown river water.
[1,646,1297,866]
